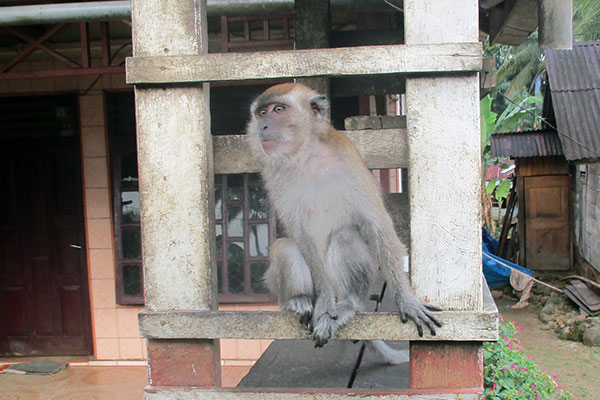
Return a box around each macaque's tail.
[367,340,409,365]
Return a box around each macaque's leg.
[265,238,314,326]
[312,228,373,347]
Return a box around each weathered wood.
[144,388,482,400]
[409,343,484,388]
[147,339,221,387]
[344,116,406,131]
[132,0,220,392]
[133,0,217,312]
[539,0,573,50]
[126,43,483,84]
[138,308,498,341]
[213,128,408,174]
[405,0,485,392]
[331,75,406,97]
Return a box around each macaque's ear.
[310,95,329,122]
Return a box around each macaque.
[247,83,441,359]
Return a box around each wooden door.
[0,95,92,356]
[524,175,571,270]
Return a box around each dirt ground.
[496,296,600,400]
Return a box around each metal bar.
[0,0,401,26]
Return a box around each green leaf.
[495,180,511,201]
[486,178,497,194]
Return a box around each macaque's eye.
[258,109,267,116]
[274,105,286,113]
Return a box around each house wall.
[0,62,271,386]
[574,163,600,280]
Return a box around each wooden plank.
[409,343,484,388]
[138,309,498,341]
[213,128,408,174]
[131,0,220,390]
[144,388,482,400]
[126,42,483,84]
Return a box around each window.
[107,93,143,305]
[107,92,276,305]
[215,174,277,303]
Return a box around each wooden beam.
[126,42,482,84]
[138,307,498,342]
[538,0,573,50]
[144,388,483,400]
[213,128,408,174]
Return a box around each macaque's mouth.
[261,140,281,152]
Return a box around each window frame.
[215,173,277,303]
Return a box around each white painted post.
[130,0,220,389]
[405,0,482,312]
[405,0,483,388]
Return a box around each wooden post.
[295,0,330,98]
[404,0,483,390]
[539,0,573,50]
[130,0,220,390]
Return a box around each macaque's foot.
[283,295,313,328]
[395,293,442,337]
[312,312,338,347]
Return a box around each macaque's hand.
[395,292,442,337]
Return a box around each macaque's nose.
[262,124,268,130]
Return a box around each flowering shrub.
[484,317,573,399]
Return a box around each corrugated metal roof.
[545,41,600,161]
[491,130,564,158]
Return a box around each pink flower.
[489,387,494,391]
[537,396,541,399]
[531,384,537,389]
[552,375,557,379]
[527,356,533,360]
[510,365,516,369]
[503,366,509,370]
[518,390,522,394]
[523,367,529,371]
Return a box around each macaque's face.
[253,100,294,154]
[249,84,328,158]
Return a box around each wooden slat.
[138,308,498,342]
[126,42,482,84]
[144,387,482,399]
[213,128,408,174]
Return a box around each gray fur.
[249,84,441,356]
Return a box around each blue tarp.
[482,228,533,289]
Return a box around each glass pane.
[227,205,244,237]
[250,262,268,293]
[249,186,268,219]
[249,224,269,257]
[217,260,223,293]
[122,227,141,259]
[227,242,244,294]
[216,224,223,255]
[121,152,139,188]
[227,174,243,200]
[121,191,140,223]
[122,264,142,296]
[215,186,222,220]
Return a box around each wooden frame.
[126,42,482,85]
[130,0,490,397]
